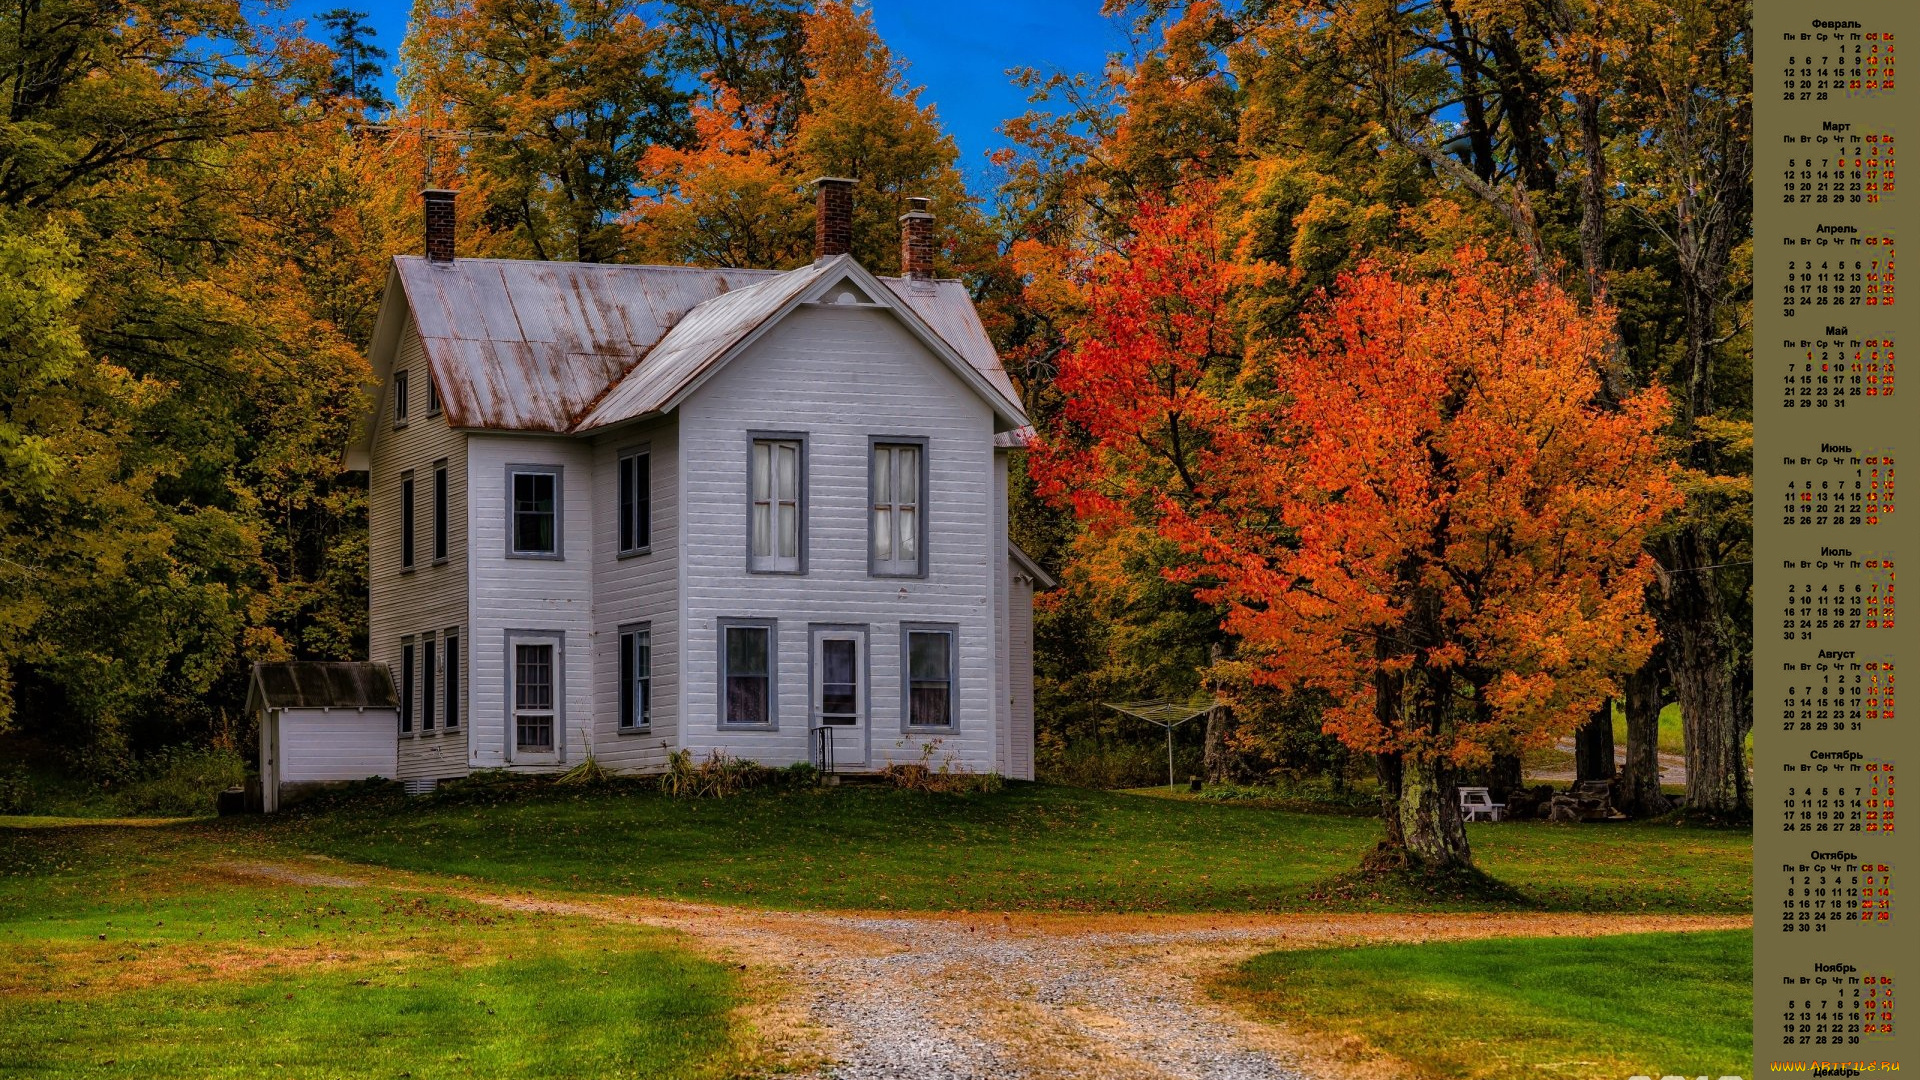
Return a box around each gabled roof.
[576,255,1025,431]
[245,662,397,713]
[348,254,1026,466]
[572,259,837,431]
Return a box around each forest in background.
[0,0,1752,855]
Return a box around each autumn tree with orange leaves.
[1035,196,1680,868]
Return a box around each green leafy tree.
[401,0,692,262]
[319,9,393,111]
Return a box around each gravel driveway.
[229,861,1747,1080]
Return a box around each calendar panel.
[1780,654,1897,734]
[1780,446,1895,527]
[1780,962,1897,1049]
[1757,6,1914,1073]
[1781,333,1894,410]
[1781,35,1897,100]
[1781,126,1895,206]
[1780,233,1896,316]
[1780,551,1897,639]
[1778,759,1895,833]
[1777,853,1894,932]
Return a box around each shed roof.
[371,254,1025,442]
[1008,540,1058,589]
[246,662,397,713]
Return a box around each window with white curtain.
[749,437,803,572]
[870,441,925,576]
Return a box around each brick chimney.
[899,197,934,280]
[423,189,457,264]
[814,177,856,260]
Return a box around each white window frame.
[506,464,563,560]
[747,433,805,574]
[393,368,410,427]
[618,622,652,731]
[618,446,652,557]
[718,618,777,729]
[505,631,565,762]
[869,437,928,577]
[901,624,957,731]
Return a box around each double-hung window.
[870,441,925,576]
[748,437,803,572]
[432,460,448,562]
[425,373,441,417]
[618,448,651,555]
[393,369,410,427]
[513,641,556,753]
[443,630,460,729]
[721,620,775,727]
[399,639,415,734]
[422,636,437,730]
[400,470,416,571]
[508,466,561,558]
[903,627,955,729]
[619,625,652,730]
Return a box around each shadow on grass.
[1299,838,1537,909]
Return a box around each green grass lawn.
[253,781,1750,914]
[1611,701,1687,755]
[0,784,1752,1076]
[1212,930,1752,1080]
[0,820,749,1079]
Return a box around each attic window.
[393,369,410,427]
[820,283,877,306]
[425,373,441,416]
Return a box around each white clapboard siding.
[465,432,597,771]
[278,709,399,782]
[369,319,471,782]
[677,304,1001,772]
[590,415,680,772]
[1009,567,1037,781]
[993,451,1011,776]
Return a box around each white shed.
[247,662,399,811]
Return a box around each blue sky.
[273,1,1129,188]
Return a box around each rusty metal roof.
[386,255,1026,436]
[395,257,783,432]
[246,662,397,712]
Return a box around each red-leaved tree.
[1035,197,1681,869]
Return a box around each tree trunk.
[1201,702,1233,783]
[1202,642,1239,783]
[1660,528,1749,818]
[1366,656,1472,871]
[1617,650,1672,817]
[1574,697,1617,782]
[1374,751,1405,851]
[1394,752,1473,868]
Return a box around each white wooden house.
[342,181,1050,788]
